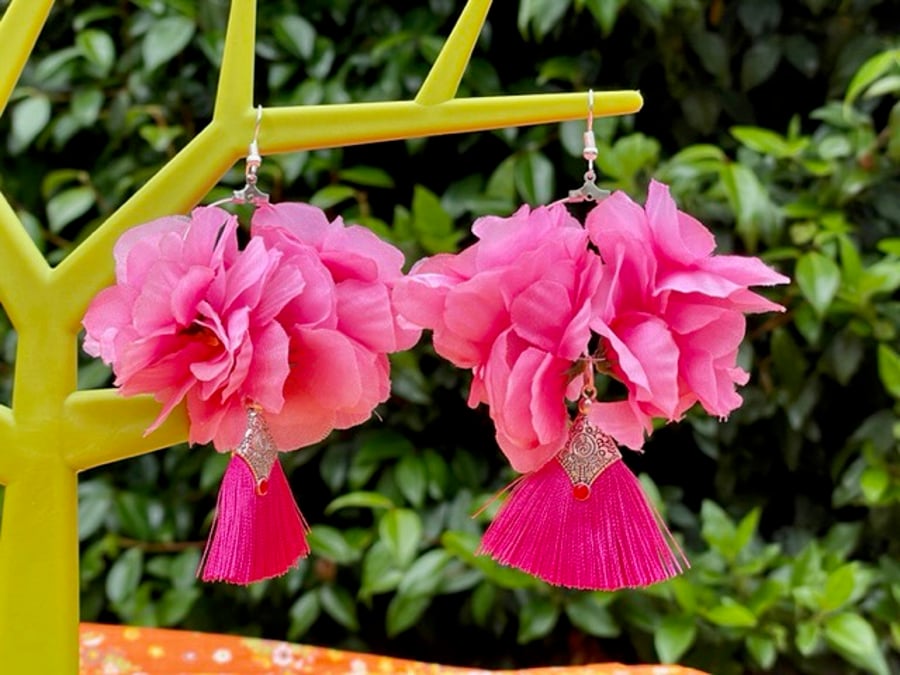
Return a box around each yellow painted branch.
[52,127,238,330]
[0,0,54,115]
[0,406,14,485]
[12,318,78,421]
[0,457,79,673]
[261,91,643,153]
[0,194,51,329]
[416,0,492,105]
[54,89,640,332]
[213,0,256,120]
[63,390,189,472]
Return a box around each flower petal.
[586,400,650,451]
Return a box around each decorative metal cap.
[235,406,279,495]
[557,413,621,501]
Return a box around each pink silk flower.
[394,181,789,470]
[83,203,418,453]
[585,180,789,443]
[394,203,603,473]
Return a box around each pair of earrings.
[83,99,788,589]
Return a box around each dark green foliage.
[0,1,898,673]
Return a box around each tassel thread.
[199,406,309,584]
[479,400,687,590]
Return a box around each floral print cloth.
[79,623,709,675]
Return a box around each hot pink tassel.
[479,413,687,590]
[199,407,309,584]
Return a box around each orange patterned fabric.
[79,623,708,675]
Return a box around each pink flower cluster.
[83,203,419,452]
[394,180,788,473]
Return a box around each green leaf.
[142,16,196,71]
[115,491,157,540]
[47,186,94,233]
[817,133,853,160]
[746,634,777,669]
[169,549,201,591]
[824,612,890,675]
[719,162,773,252]
[411,185,460,254]
[199,451,229,491]
[397,550,451,597]
[668,576,699,614]
[106,548,144,605]
[731,126,793,157]
[486,155,516,200]
[878,238,900,256]
[441,530,538,589]
[706,599,758,628]
[288,592,321,640]
[860,466,890,503]
[796,620,821,656]
[598,133,661,186]
[360,541,403,597]
[9,96,51,154]
[379,509,423,567]
[518,0,572,40]
[690,29,729,81]
[337,165,395,188]
[581,0,627,35]
[310,184,356,209]
[733,507,761,554]
[324,491,394,515]
[514,150,554,206]
[741,41,781,91]
[700,500,736,557]
[846,49,900,104]
[791,542,824,588]
[349,431,414,488]
[747,579,786,615]
[157,587,200,625]
[822,563,857,612]
[471,582,496,627]
[76,29,115,75]
[423,449,450,500]
[565,593,620,638]
[78,482,113,541]
[654,614,696,663]
[877,344,900,399]
[307,525,361,565]
[518,597,560,644]
[795,251,841,316]
[771,327,809,395]
[386,592,431,637]
[138,125,183,153]
[319,584,359,631]
[70,88,104,127]
[395,454,427,508]
[274,15,316,59]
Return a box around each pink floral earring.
[392,92,789,590]
[82,108,420,584]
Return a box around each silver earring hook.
[232,104,270,205]
[566,89,608,203]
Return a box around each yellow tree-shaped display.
[0,0,642,671]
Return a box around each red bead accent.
[572,483,590,501]
[256,478,269,496]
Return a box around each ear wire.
[232,105,269,205]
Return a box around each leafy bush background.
[1,1,899,673]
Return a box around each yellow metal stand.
[0,1,642,671]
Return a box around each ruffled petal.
[586,400,651,451]
[645,180,716,263]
